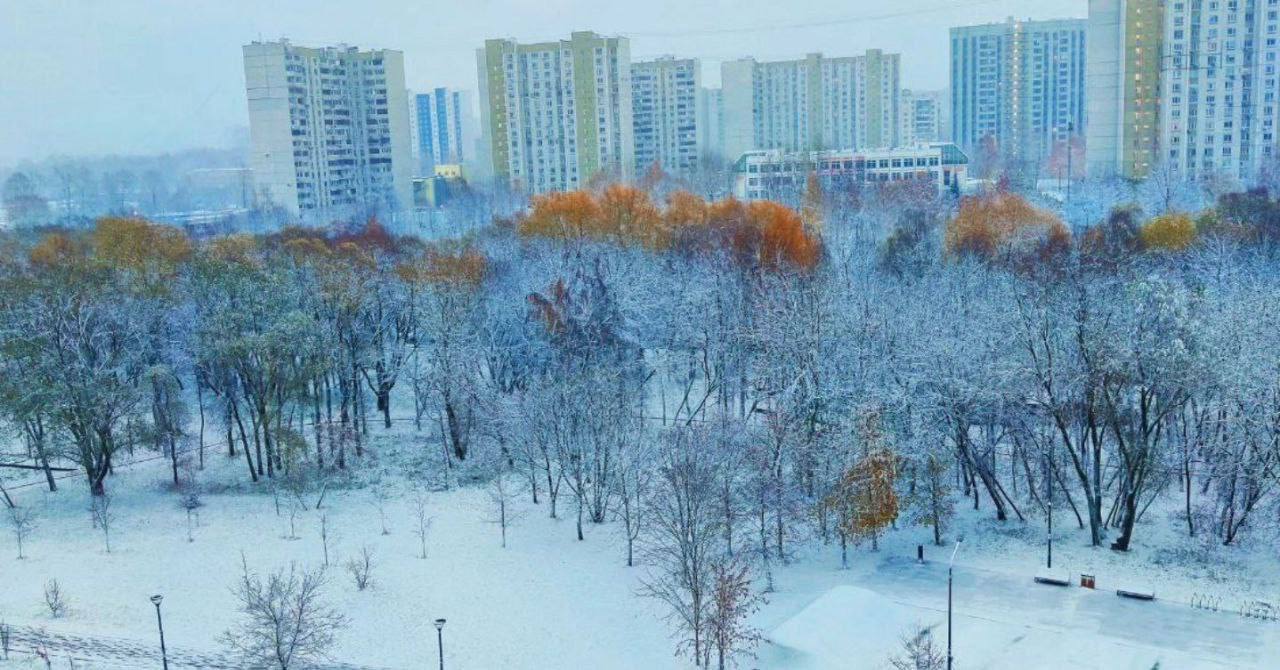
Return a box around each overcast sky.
[0,0,1085,168]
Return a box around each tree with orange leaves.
[944,193,1069,269]
[749,201,822,272]
[597,184,663,248]
[824,410,898,562]
[520,191,603,241]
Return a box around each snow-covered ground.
[2,424,1278,669]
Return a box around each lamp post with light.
[433,618,446,670]
[150,595,169,670]
[947,536,964,670]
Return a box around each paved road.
[6,627,385,669]
[861,556,1280,668]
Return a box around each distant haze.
[0,0,1084,168]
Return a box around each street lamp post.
[433,618,446,670]
[947,536,964,670]
[150,595,169,670]
[1047,446,1054,570]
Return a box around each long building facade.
[721,50,901,163]
[631,57,703,178]
[733,143,969,201]
[951,18,1087,164]
[242,40,413,216]
[477,31,634,194]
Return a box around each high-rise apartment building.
[242,40,413,216]
[720,50,901,162]
[477,31,634,194]
[1086,0,1162,180]
[631,57,703,177]
[900,89,950,145]
[409,88,475,176]
[1160,0,1280,182]
[699,88,725,161]
[951,18,1087,164]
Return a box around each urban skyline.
[0,0,1085,168]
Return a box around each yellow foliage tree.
[1140,213,1197,253]
[826,449,899,552]
[92,217,192,278]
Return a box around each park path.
[6,626,387,669]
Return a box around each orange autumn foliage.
[29,233,86,269]
[750,200,822,272]
[945,193,1070,267]
[520,191,604,240]
[398,243,488,288]
[520,186,822,273]
[597,184,663,248]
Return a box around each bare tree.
[222,559,347,669]
[319,515,333,567]
[7,506,34,559]
[90,493,114,553]
[43,580,68,618]
[707,556,765,670]
[484,472,524,548]
[372,483,392,535]
[345,545,374,591]
[615,440,654,567]
[641,428,722,666]
[887,625,946,670]
[412,488,433,559]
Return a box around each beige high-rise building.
[242,40,413,216]
[477,31,634,194]
[720,50,901,163]
[1086,0,1162,180]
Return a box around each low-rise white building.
[732,143,968,201]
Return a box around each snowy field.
[2,424,1279,669]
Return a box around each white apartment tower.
[900,89,950,145]
[699,88,726,161]
[242,40,413,216]
[720,50,901,163]
[951,18,1087,163]
[1160,0,1280,182]
[631,57,703,177]
[477,31,635,194]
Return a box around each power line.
[622,0,1008,39]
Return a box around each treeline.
[4,181,1280,661]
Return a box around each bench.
[1034,575,1071,587]
[1116,589,1156,601]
